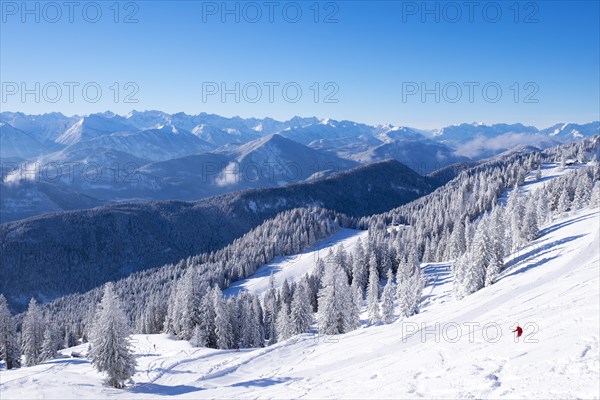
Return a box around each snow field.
[1,207,598,399]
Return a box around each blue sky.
[1,0,598,129]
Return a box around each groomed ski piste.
[1,164,598,399]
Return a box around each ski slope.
[224,228,369,297]
[500,161,595,202]
[1,206,598,399]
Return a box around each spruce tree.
[213,287,233,350]
[89,284,136,388]
[276,303,293,341]
[381,269,395,324]
[485,206,505,286]
[351,239,367,293]
[263,274,278,345]
[21,298,44,367]
[290,280,312,335]
[0,295,21,369]
[557,187,571,216]
[317,260,355,335]
[197,290,217,348]
[366,254,380,324]
[40,324,59,361]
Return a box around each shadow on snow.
[229,377,297,387]
[129,383,203,396]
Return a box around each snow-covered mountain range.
[2,111,596,163]
[1,111,598,223]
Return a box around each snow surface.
[225,228,369,297]
[499,161,595,203]
[1,206,598,399]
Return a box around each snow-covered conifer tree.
[366,254,380,324]
[573,173,592,209]
[189,325,205,348]
[381,269,395,324]
[196,290,216,348]
[535,164,542,180]
[590,182,600,208]
[396,253,423,317]
[507,185,524,251]
[280,279,292,308]
[40,324,59,361]
[485,206,505,286]
[463,222,488,294]
[557,187,571,215]
[349,282,362,330]
[0,295,20,369]
[89,284,136,388]
[449,219,466,260]
[276,303,293,341]
[317,260,355,335]
[213,287,233,350]
[351,238,367,293]
[290,280,312,335]
[21,298,44,367]
[241,296,263,348]
[522,196,539,242]
[263,274,278,345]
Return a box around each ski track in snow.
[1,206,598,399]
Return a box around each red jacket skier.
[513,325,523,337]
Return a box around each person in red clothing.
[513,325,523,340]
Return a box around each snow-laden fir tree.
[535,164,542,180]
[455,221,488,297]
[396,253,424,317]
[227,297,240,346]
[195,290,216,348]
[317,259,356,335]
[471,220,489,283]
[452,252,469,300]
[242,296,264,348]
[449,219,466,260]
[89,283,136,388]
[381,269,395,324]
[276,303,293,341]
[534,189,549,227]
[335,244,350,277]
[485,206,506,286]
[351,238,368,294]
[590,182,600,208]
[40,323,60,361]
[572,172,592,210]
[506,185,524,251]
[366,253,380,324]
[290,279,312,335]
[262,274,278,345]
[0,294,21,369]
[349,282,362,329]
[556,186,571,216]
[21,298,44,367]
[164,268,201,340]
[522,196,539,243]
[279,279,292,308]
[213,287,233,350]
[464,216,474,252]
[189,325,205,348]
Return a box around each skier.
[512,325,523,339]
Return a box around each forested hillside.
[1,160,435,311]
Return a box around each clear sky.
[1,0,599,129]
